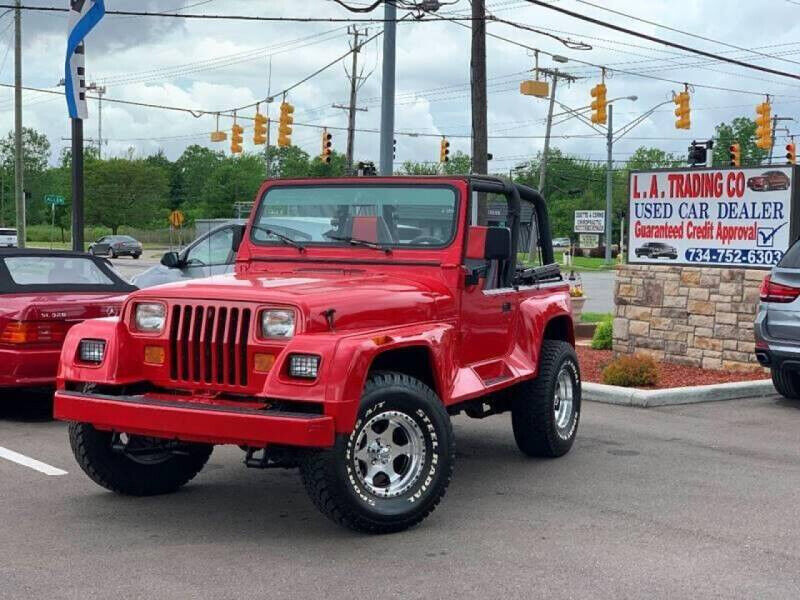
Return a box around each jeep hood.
[132,272,454,332]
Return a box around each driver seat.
[343,215,394,244]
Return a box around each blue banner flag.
[65,0,105,120]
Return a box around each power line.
[524,0,800,82]
[0,4,478,23]
[572,0,800,69]
[424,8,800,97]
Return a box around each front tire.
[512,340,581,458]
[772,367,800,399]
[68,422,212,496]
[299,371,455,534]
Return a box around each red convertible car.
[0,249,134,390]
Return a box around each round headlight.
[135,303,166,333]
[261,309,295,338]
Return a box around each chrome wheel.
[353,410,426,498]
[553,365,575,434]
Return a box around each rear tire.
[512,340,581,458]
[299,371,454,534]
[68,422,212,496]
[771,368,800,399]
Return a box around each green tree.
[85,158,169,233]
[173,145,225,215]
[200,154,266,218]
[712,117,768,167]
[0,127,51,173]
[264,144,312,178]
[626,146,682,170]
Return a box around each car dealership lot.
[1,393,799,599]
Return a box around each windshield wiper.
[325,234,392,255]
[252,225,306,252]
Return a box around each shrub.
[601,354,658,387]
[588,246,619,259]
[591,317,613,350]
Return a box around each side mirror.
[231,224,245,253]
[161,251,181,268]
[466,225,511,261]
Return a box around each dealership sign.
[628,166,798,268]
[574,210,605,233]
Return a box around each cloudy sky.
[2,0,800,169]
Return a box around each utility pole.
[88,83,106,158]
[14,0,24,247]
[534,68,577,193]
[333,26,368,172]
[768,115,793,164]
[379,1,396,175]
[471,0,487,177]
[605,103,613,264]
[537,73,557,193]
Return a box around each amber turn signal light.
[144,346,165,365]
[254,353,276,373]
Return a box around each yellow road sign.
[169,210,185,228]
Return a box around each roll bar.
[468,176,554,287]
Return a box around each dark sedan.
[89,235,143,259]
[635,242,678,260]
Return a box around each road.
[1,393,799,599]
[574,270,614,314]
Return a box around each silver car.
[132,222,245,288]
[754,240,800,399]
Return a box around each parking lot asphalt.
[1,392,799,599]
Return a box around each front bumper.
[53,390,335,448]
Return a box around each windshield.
[4,256,115,286]
[252,185,458,248]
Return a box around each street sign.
[574,210,606,233]
[169,210,185,228]
[66,0,106,120]
[45,195,65,206]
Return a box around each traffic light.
[253,112,267,145]
[729,142,741,167]
[787,142,796,165]
[590,83,607,125]
[321,129,332,163]
[393,138,397,160]
[210,115,226,142]
[755,101,772,150]
[230,122,244,154]
[439,138,450,163]
[673,90,690,130]
[278,101,294,148]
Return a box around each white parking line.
[0,446,68,476]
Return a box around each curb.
[582,379,776,408]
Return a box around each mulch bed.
[576,346,769,390]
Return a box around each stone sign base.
[613,264,765,372]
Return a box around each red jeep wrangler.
[54,176,580,533]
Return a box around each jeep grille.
[169,304,252,387]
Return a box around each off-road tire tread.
[69,422,212,496]
[771,367,800,399]
[512,340,580,458]
[300,371,454,534]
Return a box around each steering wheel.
[409,235,444,245]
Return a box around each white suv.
[0,228,17,247]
